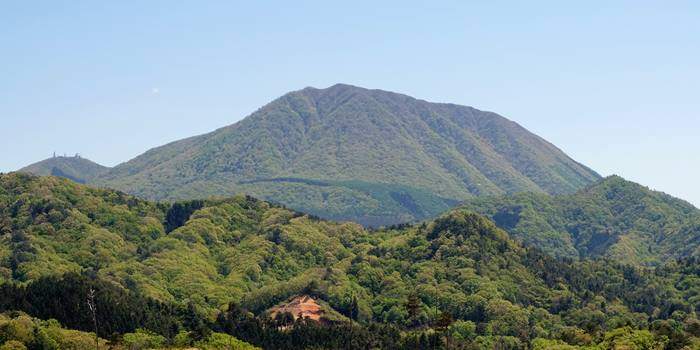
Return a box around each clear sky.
[1,1,698,206]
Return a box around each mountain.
[461,175,700,265]
[19,155,109,184]
[93,84,600,226]
[2,172,700,349]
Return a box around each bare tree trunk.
[87,288,99,350]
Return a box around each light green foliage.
[597,327,667,349]
[0,313,106,350]
[122,329,166,349]
[450,320,477,342]
[533,327,669,349]
[0,173,164,283]
[195,332,260,350]
[531,338,581,349]
[0,341,26,350]
[172,331,191,347]
[0,312,259,350]
[474,335,522,349]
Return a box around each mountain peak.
[19,155,109,184]
[93,86,600,226]
[299,83,362,94]
[327,82,362,90]
[299,83,412,103]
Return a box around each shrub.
[195,332,260,350]
[121,329,165,350]
[0,341,26,350]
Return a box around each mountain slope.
[19,155,109,184]
[94,84,600,226]
[3,173,700,348]
[461,175,700,265]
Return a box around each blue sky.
[1,1,698,206]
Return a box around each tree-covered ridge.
[0,172,559,319]
[89,83,599,226]
[5,173,700,349]
[461,175,700,265]
[19,155,109,184]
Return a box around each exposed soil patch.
[269,295,324,322]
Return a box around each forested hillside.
[461,176,700,265]
[90,84,600,226]
[3,173,700,349]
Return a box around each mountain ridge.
[19,155,110,184]
[461,175,700,265]
[89,83,600,226]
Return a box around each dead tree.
[87,288,99,350]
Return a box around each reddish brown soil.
[270,295,324,321]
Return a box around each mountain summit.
[94,84,599,225]
[20,155,109,184]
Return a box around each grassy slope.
[93,84,600,226]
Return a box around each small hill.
[94,83,600,226]
[461,175,700,264]
[19,155,109,183]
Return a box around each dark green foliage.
[164,200,204,233]
[0,273,186,338]
[349,295,359,321]
[405,293,421,325]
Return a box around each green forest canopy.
[461,175,700,265]
[2,173,700,349]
